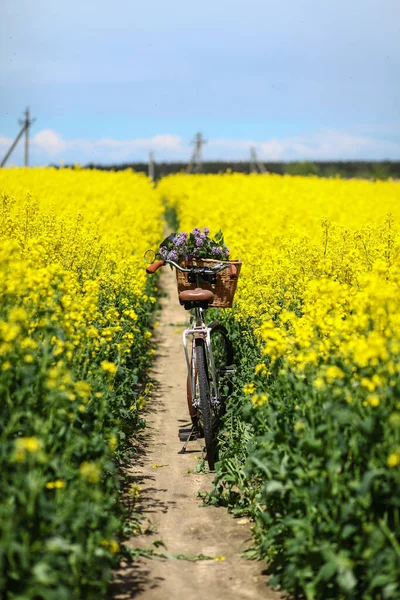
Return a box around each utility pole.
[1,107,36,168]
[186,132,207,174]
[148,151,155,182]
[249,146,266,174]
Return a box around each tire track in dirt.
[109,268,281,600]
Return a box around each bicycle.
[146,257,238,470]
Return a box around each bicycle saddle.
[179,288,214,304]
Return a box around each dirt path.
[109,268,281,600]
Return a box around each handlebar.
[146,258,238,279]
[146,259,165,274]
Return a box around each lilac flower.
[157,227,229,263]
[174,232,187,246]
[195,236,204,247]
[167,249,178,261]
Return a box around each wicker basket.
[176,258,242,308]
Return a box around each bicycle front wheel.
[195,338,215,470]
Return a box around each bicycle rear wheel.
[209,322,233,417]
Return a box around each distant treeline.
[61,161,400,181]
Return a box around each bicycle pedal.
[178,430,198,442]
[219,365,237,375]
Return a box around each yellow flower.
[101,539,120,555]
[129,484,141,498]
[0,323,20,342]
[75,380,92,400]
[243,382,256,395]
[367,394,380,408]
[79,461,101,483]
[326,365,345,383]
[16,437,41,452]
[251,393,268,408]
[108,434,118,452]
[361,378,376,392]
[46,480,65,489]
[100,361,118,375]
[13,437,42,462]
[387,452,400,468]
[255,363,267,375]
[8,307,28,323]
[137,395,146,409]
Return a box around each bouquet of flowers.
[158,228,230,263]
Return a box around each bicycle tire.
[188,324,233,467]
[186,367,202,434]
[209,322,233,417]
[195,338,215,469]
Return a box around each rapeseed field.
[0,168,163,598]
[159,173,400,600]
[2,168,400,599]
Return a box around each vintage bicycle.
[146,256,241,470]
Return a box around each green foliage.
[82,161,400,181]
[209,313,400,600]
[0,279,157,599]
[286,161,321,177]
[162,196,180,230]
[371,163,390,181]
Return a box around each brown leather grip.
[229,264,238,279]
[146,260,165,274]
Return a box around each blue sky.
[1,0,399,165]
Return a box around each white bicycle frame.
[182,307,220,409]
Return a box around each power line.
[249,146,266,173]
[148,151,155,182]
[186,132,207,174]
[1,107,36,168]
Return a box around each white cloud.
[29,130,184,162]
[34,129,67,155]
[209,129,400,161]
[1,128,399,166]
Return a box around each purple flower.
[167,249,178,261]
[157,227,228,263]
[174,233,187,247]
